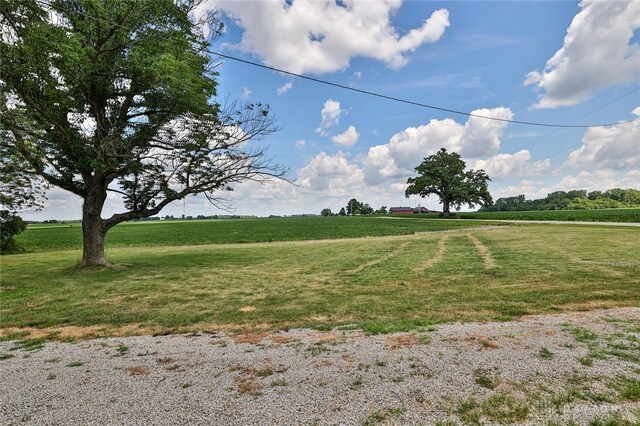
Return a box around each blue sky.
[29,0,640,219]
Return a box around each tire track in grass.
[347,242,410,274]
[413,234,450,273]
[467,234,495,269]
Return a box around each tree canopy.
[0,0,285,265]
[405,148,492,217]
[482,188,640,212]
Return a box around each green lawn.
[405,208,640,222]
[16,216,496,252]
[2,223,639,339]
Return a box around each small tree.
[360,203,374,215]
[375,206,388,214]
[346,198,362,216]
[405,148,492,218]
[320,208,332,217]
[0,210,27,254]
[338,207,346,216]
[1,1,286,265]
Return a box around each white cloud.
[241,87,252,99]
[276,81,293,95]
[203,1,449,74]
[493,179,549,200]
[473,150,550,180]
[295,139,307,149]
[353,71,362,79]
[565,107,640,170]
[332,125,360,146]
[297,152,363,193]
[524,0,640,108]
[360,107,513,184]
[554,169,619,191]
[316,99,342,135]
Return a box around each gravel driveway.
[2,308,639,425]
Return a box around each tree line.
[480,189,640,212]
[321,199,388,216]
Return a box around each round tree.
[405,148,492,217]
[1,0,285,265]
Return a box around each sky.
[27,0,640,220]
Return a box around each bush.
[0,210,27,254]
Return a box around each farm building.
[389,206,434,214]
[389,207,414,214]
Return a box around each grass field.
[406,208,640,222]
[2,218,639,339]
[16,216,494,252]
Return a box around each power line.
[208,50,640,129]
[509,86,640,154]
[488,87,640,180]
[29,0,639,129]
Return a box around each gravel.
[1,308,639,425]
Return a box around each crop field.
[16,216,494,252]
[406,208,640,222]
[2,218,639,339]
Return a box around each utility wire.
[208,50,640,129]
[487,86,640,179]
[29,0,639,129]
[509,86,640,154]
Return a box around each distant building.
[389,207,413,214]
[389,206,436,214]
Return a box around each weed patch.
[127,366,150,375]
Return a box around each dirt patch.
[231,332,268,345]
[347,241,410,273]
[466,234,495,269]
[386,334,417,349]
[413,234,450,272]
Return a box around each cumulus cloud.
[361,107,513,184]
[524,0,640,108]
[565,107,640,170]
[297,152,363,193]
[473,150,550,180]
[316,99,342,135]
[332,125,360,145]
[554,169,620,191]
[241,87,252,99]
[295,139,307,149]
[276,81,293,95]
[203,1,449,74]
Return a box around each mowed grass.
[404,208,640,222]
[2,223,639,338]
[17,216,492,252]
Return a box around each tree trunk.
[80,181,108,266]
[442,198,451,218]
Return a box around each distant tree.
[346,198,363,216]
[339,207,347,216]
[605,188,626,202]
[0,1,286,265]
[623,189,640,204]
[587,190,603,200]
[405,148,492,218]
[376,206,388,214]
[320,208,332,217]
[360,203,374,215]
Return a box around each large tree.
[1,0,285,265]
[405,148,492,217]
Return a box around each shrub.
[0,210,27,254]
